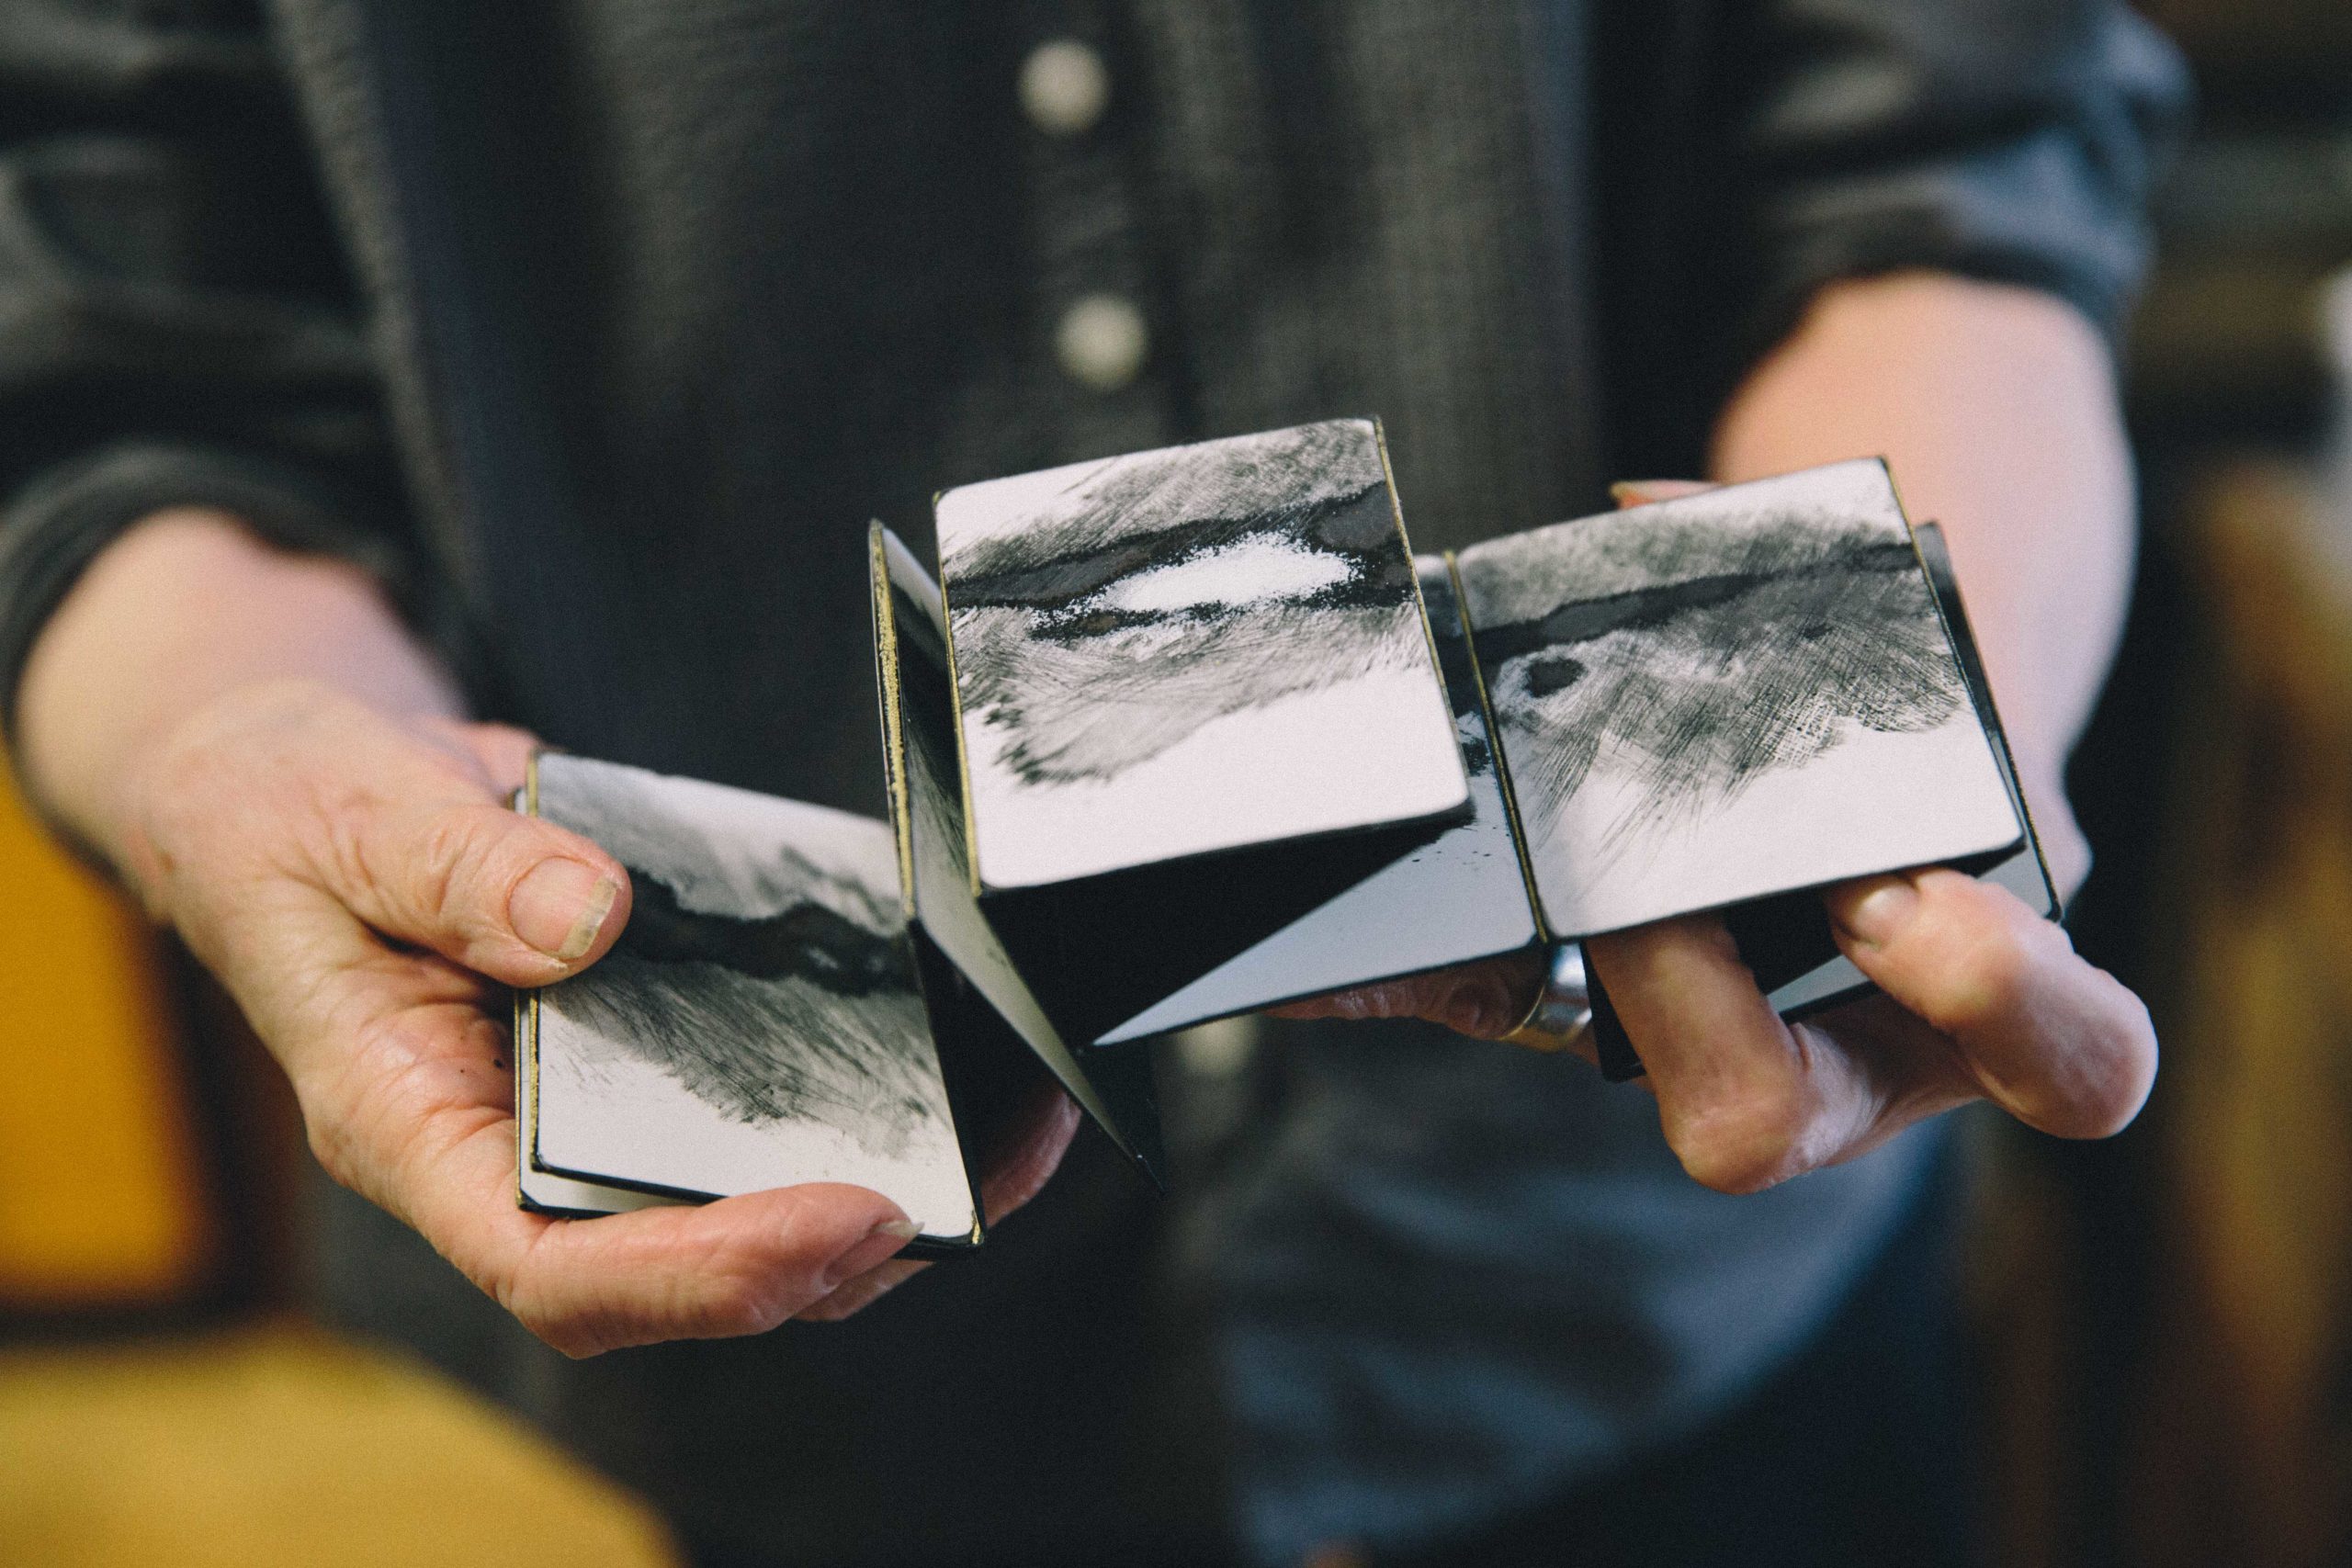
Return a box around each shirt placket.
[1010,6,1178,459]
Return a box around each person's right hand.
[111,677,1075,1355]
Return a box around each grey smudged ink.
[1457,487,1968,863]
[940,420,1426,788]
[536,761,950,1162]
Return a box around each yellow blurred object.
[0,769,210,1308]
[0,747,684,1561]
[0,1317,681,1568]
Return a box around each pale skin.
[15,270,2155,1351]
[1278,271,2156,1191]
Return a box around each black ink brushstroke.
[1470,539,1922,664]
[534,761,950,1162]
[952,502,1415,639]
[550,940,946,1159]
[952,591,1423,787]
[945,437,1425,790]
[613,869,905,997]
[941,418,1392,589]
[1476,511,1966,854]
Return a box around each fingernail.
[1836,874,1917,949]
[825,1218,922,1288]
[510,862,618,961]
[1609,481,1655,506]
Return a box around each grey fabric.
[1733,0,2189,353]
[0,442,409,769]
[0,3,2186,1562]
[1194,1020,1939,1560]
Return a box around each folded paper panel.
[871,526,1167,1183]
[522,755,979,1243]
[1456,460,2023,940]
[933,419,1468,892]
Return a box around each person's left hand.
[1276,868,2153,1192]
[1272,480,2155,1193]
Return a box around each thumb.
[311,792,633,987]
[1823,868,2154,1139]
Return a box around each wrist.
[16,510,461,887]
[101,675,342,909]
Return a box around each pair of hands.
[106,479,2154,1359]
[1281,479,2156,1190]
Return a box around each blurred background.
[6,3,2352,1565]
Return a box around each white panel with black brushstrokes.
[934,419,1468,891]
[515,967,681,1216]
[527,755,975,1242]
[1455,460,2022,939]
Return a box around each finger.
[310,791,635,987]
[1584,915,1958,1193]
[263,908,921,1356]
[797,1258,929,1323]
[1610,479,1716,508]
[502,1182,920,1356]
[801,1088,1081,1325]
[414,715,542,795]
[979,1087,1081,1221]
[393,1083,919,1356]
[1825,869,2155,1139]
[1265,950,1547,1039]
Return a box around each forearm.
[1711,271,2135,889]
[15,509,461,877]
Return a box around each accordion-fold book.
[515,419,2053,1246]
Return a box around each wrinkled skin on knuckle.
[1316,978,1422,1021]
[403,802,519,943]
[496,1236,639,1359]
[403,807,475,925]
[1658,1042,1847,1195]
[1424,960,1543,1038]
[1273,952,1543,1037]
[1665,1089,1813,1195]
[591,1242,806,1348]
[151,682,490,915]
[294,776,389,908]
[683,1222,830,1341]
